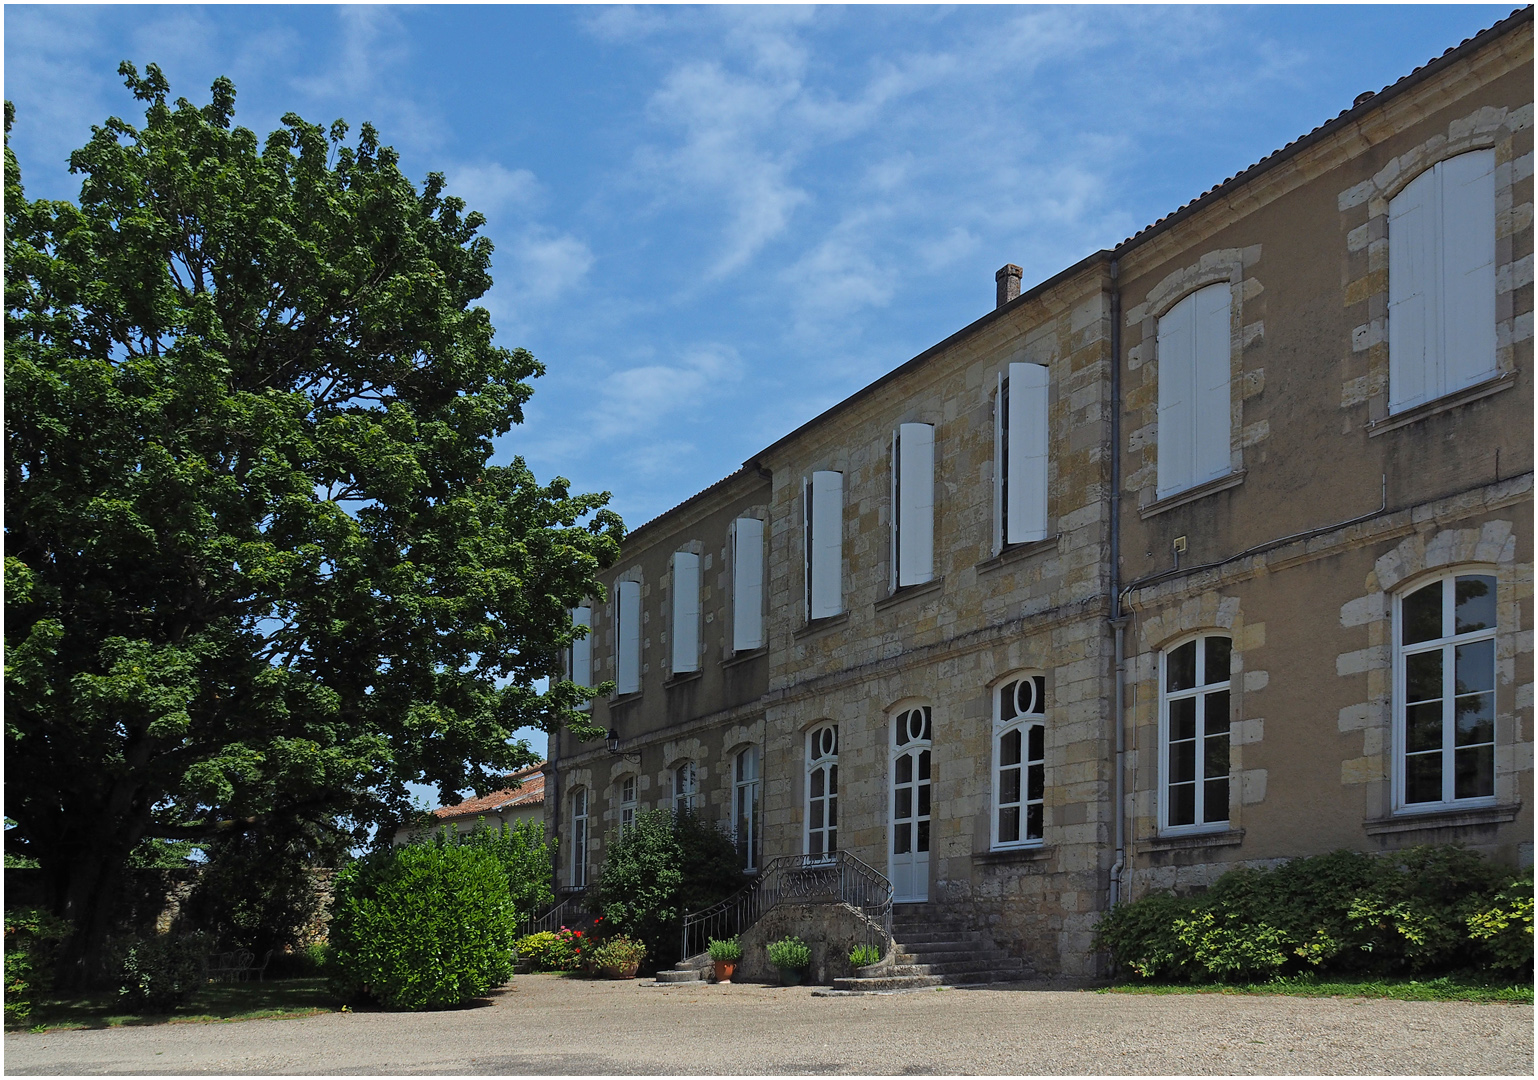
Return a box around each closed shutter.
[1157,291,1196,497]
[808,471,843,620]
[571,606,592,689]
[993,371,1005,554]
[896,423,935,586]
[1390,167,1437,412]
[1439,149,1496,393]
[1193,284,1232,486]
[1006,363,1049,543]
[671,551,700,673]
[732,517,765,652]
[616,580,641,695]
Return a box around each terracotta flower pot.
[713,959,736,984]
[602,960,639,979]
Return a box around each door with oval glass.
[890,705,932,903]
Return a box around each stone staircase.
[651,953,711,985]
[827,903,1034,993]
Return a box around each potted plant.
[707,937,742,984]
[766,936,811,986]
[591,935,647,980]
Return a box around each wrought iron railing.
[680,851,893,961]
[520,885,594,937]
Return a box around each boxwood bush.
[1097,846,1532,983]
[330,843,515,1010]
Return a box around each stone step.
[654,968,706,984]
[885,958,1031,978]
[830,973,945,992]
[894,948,1000,965]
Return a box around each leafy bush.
[118,932,211,1013]
[707,937,743,962]
[767,936,810,971]
[597,808,742,968]
[4,909,71,1026]
[516,928,584,972]
[1097,846,1532,983]
[848,943,881,967]
[420,818,554,928]
[590,936,647,973]
[329,843,515,1010]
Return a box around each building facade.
[549,12,1533,978]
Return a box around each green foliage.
[848,943,881,967]
[596,809,742,967]
[4,908,71,1025]
[4,65,620,975]
[707,936,743,962]
[590,935,647,973]
[124,838,206,869]
[117,932,211,1013]
[515,930,580,972]
[1097,846,1532,983]
[419,818,553,927]
[767,936,810,971]
[329,843,514,1010]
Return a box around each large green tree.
[4,65,619,983]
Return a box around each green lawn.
[21,977,342,1032]
[1101,972,1533,1004]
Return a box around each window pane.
[811,832,825,856]
[1454,575,1496,634]
[917,784,931,818]
[1027,761,1044,802]
[1168,641,1197,691]
[999,806,1020,843]
[897,755,912,784]
[1405,752,1442,803]
[1169,783,1195,826]
[1203,690,1230,737]
[1403,582,1442,644]
[828,795,837,827]
[827,827,836,853]
[810,802,824,829]
[1454,745,1495,800]
[1000,728,1022,767]
[895,788,911,820]
[1028,724,1044,762]
[1205,637,1231,684]
[1455,693,1495,747]
[1025,803,1043,840]
[999,682,1018,721]
[1000,766,1021,805]
[811,769,824,799]
[1455,640,1494,695]
[917,820,929,852]
[829,765,838,795]
[1170,698,1197,742]
[1406,701,1443,752]
[1203,778,1229,823]
[919,750,931,782]
[1172,738,1196,783]
[894,822,910,854]
[1405,651,1443,703]
[1204,732,1230,781]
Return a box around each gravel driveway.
[6,974,1532,1075]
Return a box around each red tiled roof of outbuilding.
[432,763,545,821]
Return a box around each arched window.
[618,775,637,838]
[733,746,761,872]
[571,787,589,887]
[891,706,932,903]
[993,676,1045,848]
[672,760,698,813]
[1396,572,1497,808]
[1160,635,1232,831]
[806,724,838,858]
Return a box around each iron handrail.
[520,885,594,937]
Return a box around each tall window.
[615,579,641,695]
[671,550,701,674]
[993,675,1046,848]
[1157,283,1231,498]
[1388,150,1496,413]
[804,471,844,620]
[806,724,839,857]
[571,787,589,887]
[891,423,935,588]
[673,760,698,813]
[1397,572,1497,808]
[995,363,1049,549]
[732,517,766,653]
[1160,635,1231,831]
[569,605,592,710]
[734,746,761,872]
[619,775,637,838]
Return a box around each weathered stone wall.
[736,902,883,985]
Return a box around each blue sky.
[4,3,1516,798]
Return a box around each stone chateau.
[546,10,1534,978]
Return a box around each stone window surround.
[1337,102,1533,425]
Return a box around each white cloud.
[446,163,542,223]
[588,344,743,440]
[508,229,596,306]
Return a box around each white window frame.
[995,363,1050,551]
[619,774,637,838]
[1156,283,1232,499]
[804,471,844,621]
[891,423,935,589]
[991,674,1046,850]
[733,746,761,872]
[571,786,589,887]
[670,550,701,675]
[1393,570,1499,812]
[805,723,839,859]
[731,517,766,653]
[1158,634,1233,835]
[672,759,698,814]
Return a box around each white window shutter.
[1192,284,1232,486]
[732,517,765,652]
[671,551,700,673]
[808,471,843,620]
[1157,292,1196,497]
[889,430,900,594]
[993,371,1005,555]
[1006,363,1049,543]
[616,580,641,695]
[896,423,935,585]
[571,606,592,688]
[1389,167,1436,412]
[1438,149,1496,393]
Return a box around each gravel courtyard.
[6,974,1532,1075]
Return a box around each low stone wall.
[736,902,886,985]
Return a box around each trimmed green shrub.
[419,818,554,928]
[1096,846,1532,983]
[330,843,515,1010]
[767,936,810,971]
[118,932,211,1013]
[515,930,580,972]
[4,909,71,1026]
[707,937,743,962]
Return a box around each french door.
[890,706,932,902]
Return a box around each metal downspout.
[1107,258,1129,911]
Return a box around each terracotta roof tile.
[432,763,546,821]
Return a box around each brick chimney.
[995,264,1022,309]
